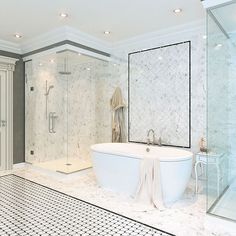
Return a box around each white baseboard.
[13,162,29,169]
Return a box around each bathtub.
[91,143,193,205]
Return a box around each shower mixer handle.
[49,112,58,133]
[1,120,7,127]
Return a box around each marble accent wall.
[129,42,190,147]
[113,28,207,153]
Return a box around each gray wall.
[0,50,25,164]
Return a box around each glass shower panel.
[25,55,66,167]
[207,2,236,222]
[207,12,230,210]
[25,49,125,174]
[66,53,112,172]
[61,51,95,173]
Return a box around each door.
[0,56,17,171]
[0,70,7,170]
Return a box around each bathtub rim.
[91,143,193,162]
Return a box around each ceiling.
[0,0,205,45]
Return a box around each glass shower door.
[25,50,112,174]
[207,2,236,222]
[25,55,67,170]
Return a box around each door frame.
[0,56,18,170]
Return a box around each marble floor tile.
[0,165,235,236]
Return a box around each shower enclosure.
[25,50,115,174]
[207,1,236,222]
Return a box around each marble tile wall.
[129,42,190,147]
[112,28,207,153]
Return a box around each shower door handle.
[49,112,55,133]
[49,112,57,133]
[49,113,53,133]
[52,113,58,133]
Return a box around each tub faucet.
[156,137,162,146]
[147,129,155,145]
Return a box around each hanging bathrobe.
[110,87,126,143]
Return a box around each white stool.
[195,152,223,196]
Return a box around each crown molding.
[0,55,18,65]
[23,44,112,63]
[20,27,67,54]
[111,20,205,52]
[19,26,112,55]
[65,26,112,54]
[0,20,206,58]
[0,39,21,54]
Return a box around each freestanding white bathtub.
[91,143,193,205]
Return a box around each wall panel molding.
[0,56,18,170]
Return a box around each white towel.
[110,87,126,143]
[136,156,163,208]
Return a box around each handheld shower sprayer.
[45,80,54,119]
[45,85,54,96]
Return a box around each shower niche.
[25,50,112,173]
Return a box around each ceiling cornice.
[19,26,113,55]
[65,26,113,54]
[0,39,21,54]
[20,27,67,54]
[0,20,206,57]
[111,20,205,52]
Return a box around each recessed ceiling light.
[202,35,207,39]
[60,13,68,18]
[39,63,43,66]
[14,33,22,39]
[113,63,117,66]
[86,68,91,71]
[214,43,223,50]
[158,56,163,60]
[104,31,111,35]
[49,59,55,63]
[173,8,182,14]
[78,53,81,56]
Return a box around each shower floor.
[210,187,236,221]
[33,157,92,174]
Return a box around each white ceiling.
[0,0,205,45]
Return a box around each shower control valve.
[1,120,7,127]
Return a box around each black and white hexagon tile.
[0,175,175,236]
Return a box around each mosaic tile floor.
[0,174,174,236]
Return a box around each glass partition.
[25,50,119,174]
[207,2,236,222]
